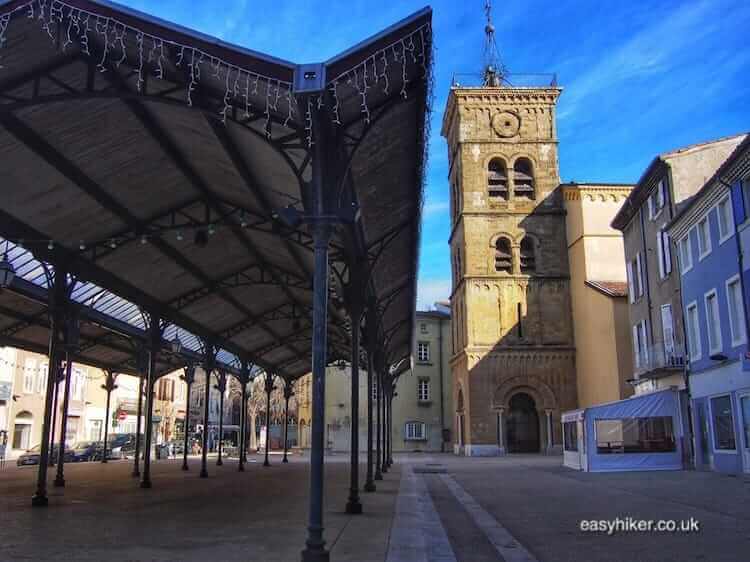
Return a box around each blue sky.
[118,0,750,309]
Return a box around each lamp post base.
[217,459,223,466]
[53,478,65,488]
[345,499,363,515]
[31,494,48,507]
[199,469,208,478]
[140,479,152,489]
[301,546,329,562]
[364,481,376,493]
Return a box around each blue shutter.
[731,180,745,225]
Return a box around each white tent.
[562,389,685,472]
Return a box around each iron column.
[132,346,148,478]
[301,92,334,562]
[216,372,226,467]
[48,365,62,466]
[364,303,377,492]
[263,372,274,467]
[388,390,394,466]
[364,352,376,492]
[381,376,388,474]
[200,347,215,478]
[282,381,294,463]
[101,371,117,463]
[54,354,73,487]
[140,315,160,489]
[374,367,382,481]
[345,294,363,514]
[181,364,195,471]
[32,265,66,507]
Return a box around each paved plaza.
[0,453,748,562]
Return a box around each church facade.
[441,83,578,456]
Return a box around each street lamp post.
[101,371,118,463]
[282,380,294,463]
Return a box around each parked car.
[71,441,102,462]
[108,433,141,459]
[16,444,74,467]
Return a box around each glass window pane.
[711,395,736,450]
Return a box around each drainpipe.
[638,206,655,347]
[437,315,445,453]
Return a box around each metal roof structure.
[0,0,432,381]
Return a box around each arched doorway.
[12,411,33,451]
[506,393,540,453]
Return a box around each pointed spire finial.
[483,0,506,86]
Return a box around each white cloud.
[417,278,451,311]
[423,200,450,217]
[558,0,717,121]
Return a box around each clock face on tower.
[491,111,521,138]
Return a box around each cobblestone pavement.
[401,454,750,562]
[1,452,748,562]
[0,452,400,562]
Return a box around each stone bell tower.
[441,2,577,456]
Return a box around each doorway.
[740,393,750,473]
[506,393,540,453]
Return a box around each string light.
[0,1,433,186]
[0,1,296,127]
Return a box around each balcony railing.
[634,343,686,378]
[451,72,558,88]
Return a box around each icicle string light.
[0,0,295,127]
[0,2,432,142]
[326,22,431,122]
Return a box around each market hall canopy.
[0,0,432,379]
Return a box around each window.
[632,320,648,368]
[726,276,746,346]
[513,158,535,200]
[404,421,427,441]
[595,417,675,454]
[717,196,733,243]
[742,178,750,221]
[36,363,47,395]
[23,358,35,394]
[656,228,672,279]
[88,419,102,441]
[626,260,636,303]
[417,342,430,363]
[71,368,85,401]
[697,218,711,259]
[679,235,693,274]
[704,290,722,355]
[635,252,644,297]
[710,395,736,451]
[686,301,702,361]
[371,380,378,401]
[648,180,666,220]
[418,379,431,402]
[628,254,644,302]
[520,237,536,273]
[420,323,428,334]
[451,181,460,222]
[563,421,578,452]
[495,237,512,273]
[487,159,508,199]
